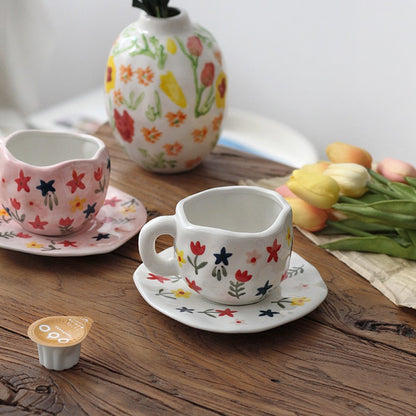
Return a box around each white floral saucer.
[0,186,146,256]
[133,248,328,333]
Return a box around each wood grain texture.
[0,123,415,416]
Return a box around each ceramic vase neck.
[137,8,192,35]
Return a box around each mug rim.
[176,185,292,237]
[2,129,107,168]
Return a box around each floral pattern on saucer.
[0,186,147,256]
[133,248,328,333]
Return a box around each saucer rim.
[0,185,147,257]
[133,247,328,334]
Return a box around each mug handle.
[138,215,178,276]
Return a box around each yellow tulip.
[324,163,370,198]
[285,197,328,232]
[287,169,340,209]
[298,161,330,174]
[326,142,372,169]
[159,71,187,108]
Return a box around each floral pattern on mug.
[1,155,111,235]
[176,235,290,302]
[187,241,207,275]
[0,188,144,254]
[211,246,232,281]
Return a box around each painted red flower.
[59,240,78,247]
[148,272,170,283]
[59,217,74,227]
[201,62,215,87]
[28,215,48,230]
[15,169,31,192]
[185,277,202,293]
[190,241,205,256]
[66,170,86,193]
[187,36,203,56]
[235,270,252,283]
[16,232,32,238]
[217,76,226,98]
[216,308,238,317]
[94,167,103,181]
[267,238,281,263]
[104,196,122,207]
[114,109,135,143]
[106,66,113,83]
[10,198,20,210]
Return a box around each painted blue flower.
[256,280,273,297]
[36,179,55,196]
[213,247,232,265]
[176,307,194,313]
[93,233,110,241]
[259,309,279,317]
[83,202,97,218]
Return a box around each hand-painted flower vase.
[104,8,227,173]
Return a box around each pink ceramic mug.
[0,130,110,236]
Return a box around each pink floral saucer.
[0,186,146,256]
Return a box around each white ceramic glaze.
[139,186,293,305]
[133,248,328,333]
[104,8,227,173]
[0,186,147,256]
[0,130,110,236]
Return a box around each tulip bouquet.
[278,142,416,260]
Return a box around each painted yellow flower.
[215,71,227,108]
[0,208,9,217]
[285,226,292,247]
[26,241,44,249]
[105,55,116,93]
[160,71,187,108]
[171,289,192,298]
[166,38,177,54]
[70,195,86,213]
[176,248,186,267]
[120,206,136,214]
[291,297,311,306]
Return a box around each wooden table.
[1,124,415,416]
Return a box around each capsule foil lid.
[28,316,93,347]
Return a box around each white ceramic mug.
[139,186,293,305]
[0,130,110,236]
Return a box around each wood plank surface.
[0,123,415,416]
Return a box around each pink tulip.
[275,184,297,198]
[377,157,416,183]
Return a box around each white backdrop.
[2,0,416,163]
